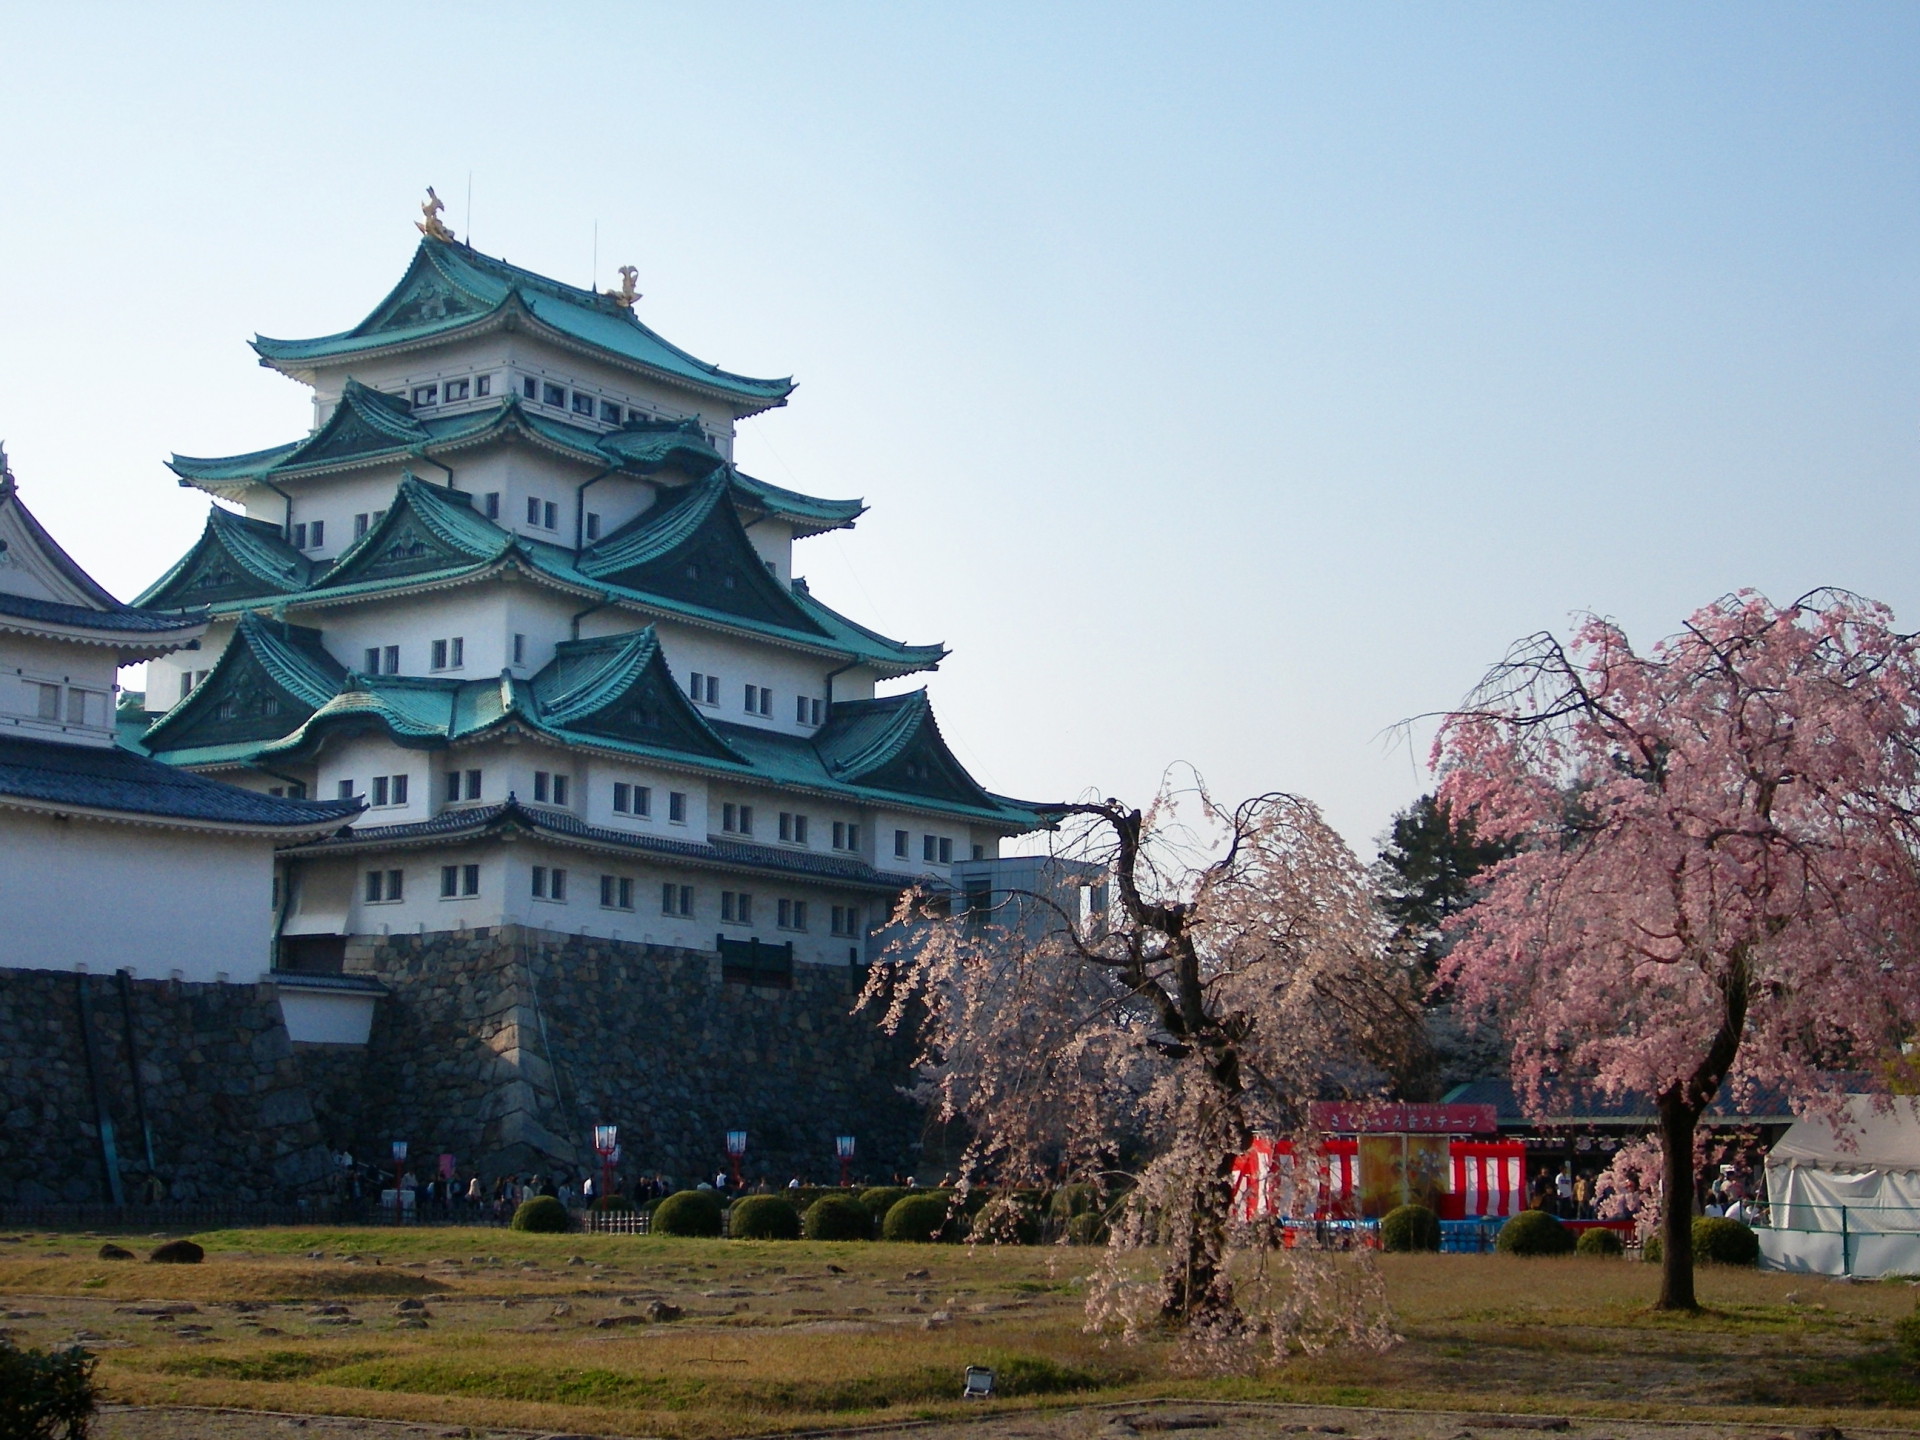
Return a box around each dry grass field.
[2,1225,1918,1438]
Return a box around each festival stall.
[1760,1095,1920,1277]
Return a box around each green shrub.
[1066,1211,1109,1246]
[1692,1216,1759,1265]
[1495,1209,1574,1256]
[969,1195,1041,1245]
[1379,1204,1441,1253]
[883,1193,955,1242]
[0,1336,98,1440]
[729,1195,801,1240]
[509,1196,569,1233]
[859,1186,911,1223]
[591,1193,635,1212]
[1049,1183,1097,1218]
[1575,1226,1625,1257]
[804,1194,873,1241]
[1642,1233,1662,1263]
[652,1189,725,1237]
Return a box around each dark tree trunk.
[1656,1093,1700,1311]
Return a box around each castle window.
[599,400,621,424]
[600,874,635,910]
[544,500,558,530]
[370,774,408,808]
[796,695,822,726]
[721,891,754,925]
[941,837,954,863]
[214,697,237,721]
[922,835,954,865]
[430,637,464,671]
[354,513,369,538]
[178,673,193,702]
[534,771,547,802]
[512,633,526,665]
[526,496,541,525]
[338,779,356,800]
[291,522,307,549]
[662,883,693,916]
[532,865,567,901]
[894,829,909,859]
[543,382,566,408]
[777,898,808,932]
[533,771,570,806]
[475,374,491,398]
[586,512,601,541]
[831,905,861,937]
[364,868,403,903]
[371,776,386,806]
[444,378,469,402]
[522,376,537,400]
[668,791,687,824]
[778,812,809,845]
[613,782,651,817]
[441,864,479,898]
[722,803,753,836]
[412,384,437,406]
[483,493,500,520]
[744,684,772,716]
[689,672,720,705]
[572,391,595,416]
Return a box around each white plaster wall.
[0,810,271,982]
[313,733,434,819]
[278,990,377,1045]
[143,622,229,720]
[623,618,836,738]
[315,587,512,681]
[0,633,119,745]
[869,809,978,877]
[741,519,794,584]
[579,751,706,839]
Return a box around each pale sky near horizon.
[0,5,1914,853]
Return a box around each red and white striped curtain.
[1449,1142,1525,1217]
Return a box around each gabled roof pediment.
[280,378,429,469]
[577,474,828,635]
[812,690,998,809]
[136,506,312,608]
[142,613,345,756]
[316,474,510,589]
[533,629,743,762]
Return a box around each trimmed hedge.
[1692,1216,1759,1265]
[1575,1226,1625,1257]
[804,1194,873,1240]
[591,1193,636,1212]
[652,1189,725,1237]
[1495,1209,1574,1256]
[730,1195,801,1240]
[883,1193,954,1242]
[510,1196,569,1233]
[1380,1204,1441,1253]
[859,1186,911,1223]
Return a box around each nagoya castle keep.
[0,197,1050,1204]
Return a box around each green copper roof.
[144,620,1036,830]
[142,477,943,675]
[251,239,794,413]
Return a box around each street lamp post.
[390,1140,408,1225]
[835,1135,856,1188]
[725,1130,747,1191]
[593,1125,618,1211]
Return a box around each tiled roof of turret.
[0,732,358,831]
[140,612,347,757]
[0,592,204,634]
[135,506,312,607]
[251,239,793,413]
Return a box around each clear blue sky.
[2,5,1915,851]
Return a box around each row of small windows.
[30,683,102,728]
[400,370,718,445]
[367,863,865,936]
[355,639,465,675]
[890,829,981,865]
[410,375,491,408]
[686,671,823,728]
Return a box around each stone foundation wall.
[312,926,922,1187]
[0,927,925,1203]
[0,969,331,1205]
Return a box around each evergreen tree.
[1375,794,1511,977]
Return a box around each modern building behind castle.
[124,198,1044,998]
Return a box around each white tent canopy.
[1761,1094,1920,1277]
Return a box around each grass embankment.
[2,1227,1918,1435]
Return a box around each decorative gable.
[580,477,828,635]
[535,630,741,762]
[317,476,504,590]
[138,509,308,609]
[365,257,485,333]
[814,691,999,809]
[143,615,343,754]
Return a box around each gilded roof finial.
[416,187,456,243]
[0,442,13,498]
[604,265,641,311]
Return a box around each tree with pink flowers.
[1435,591,1920,1309]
